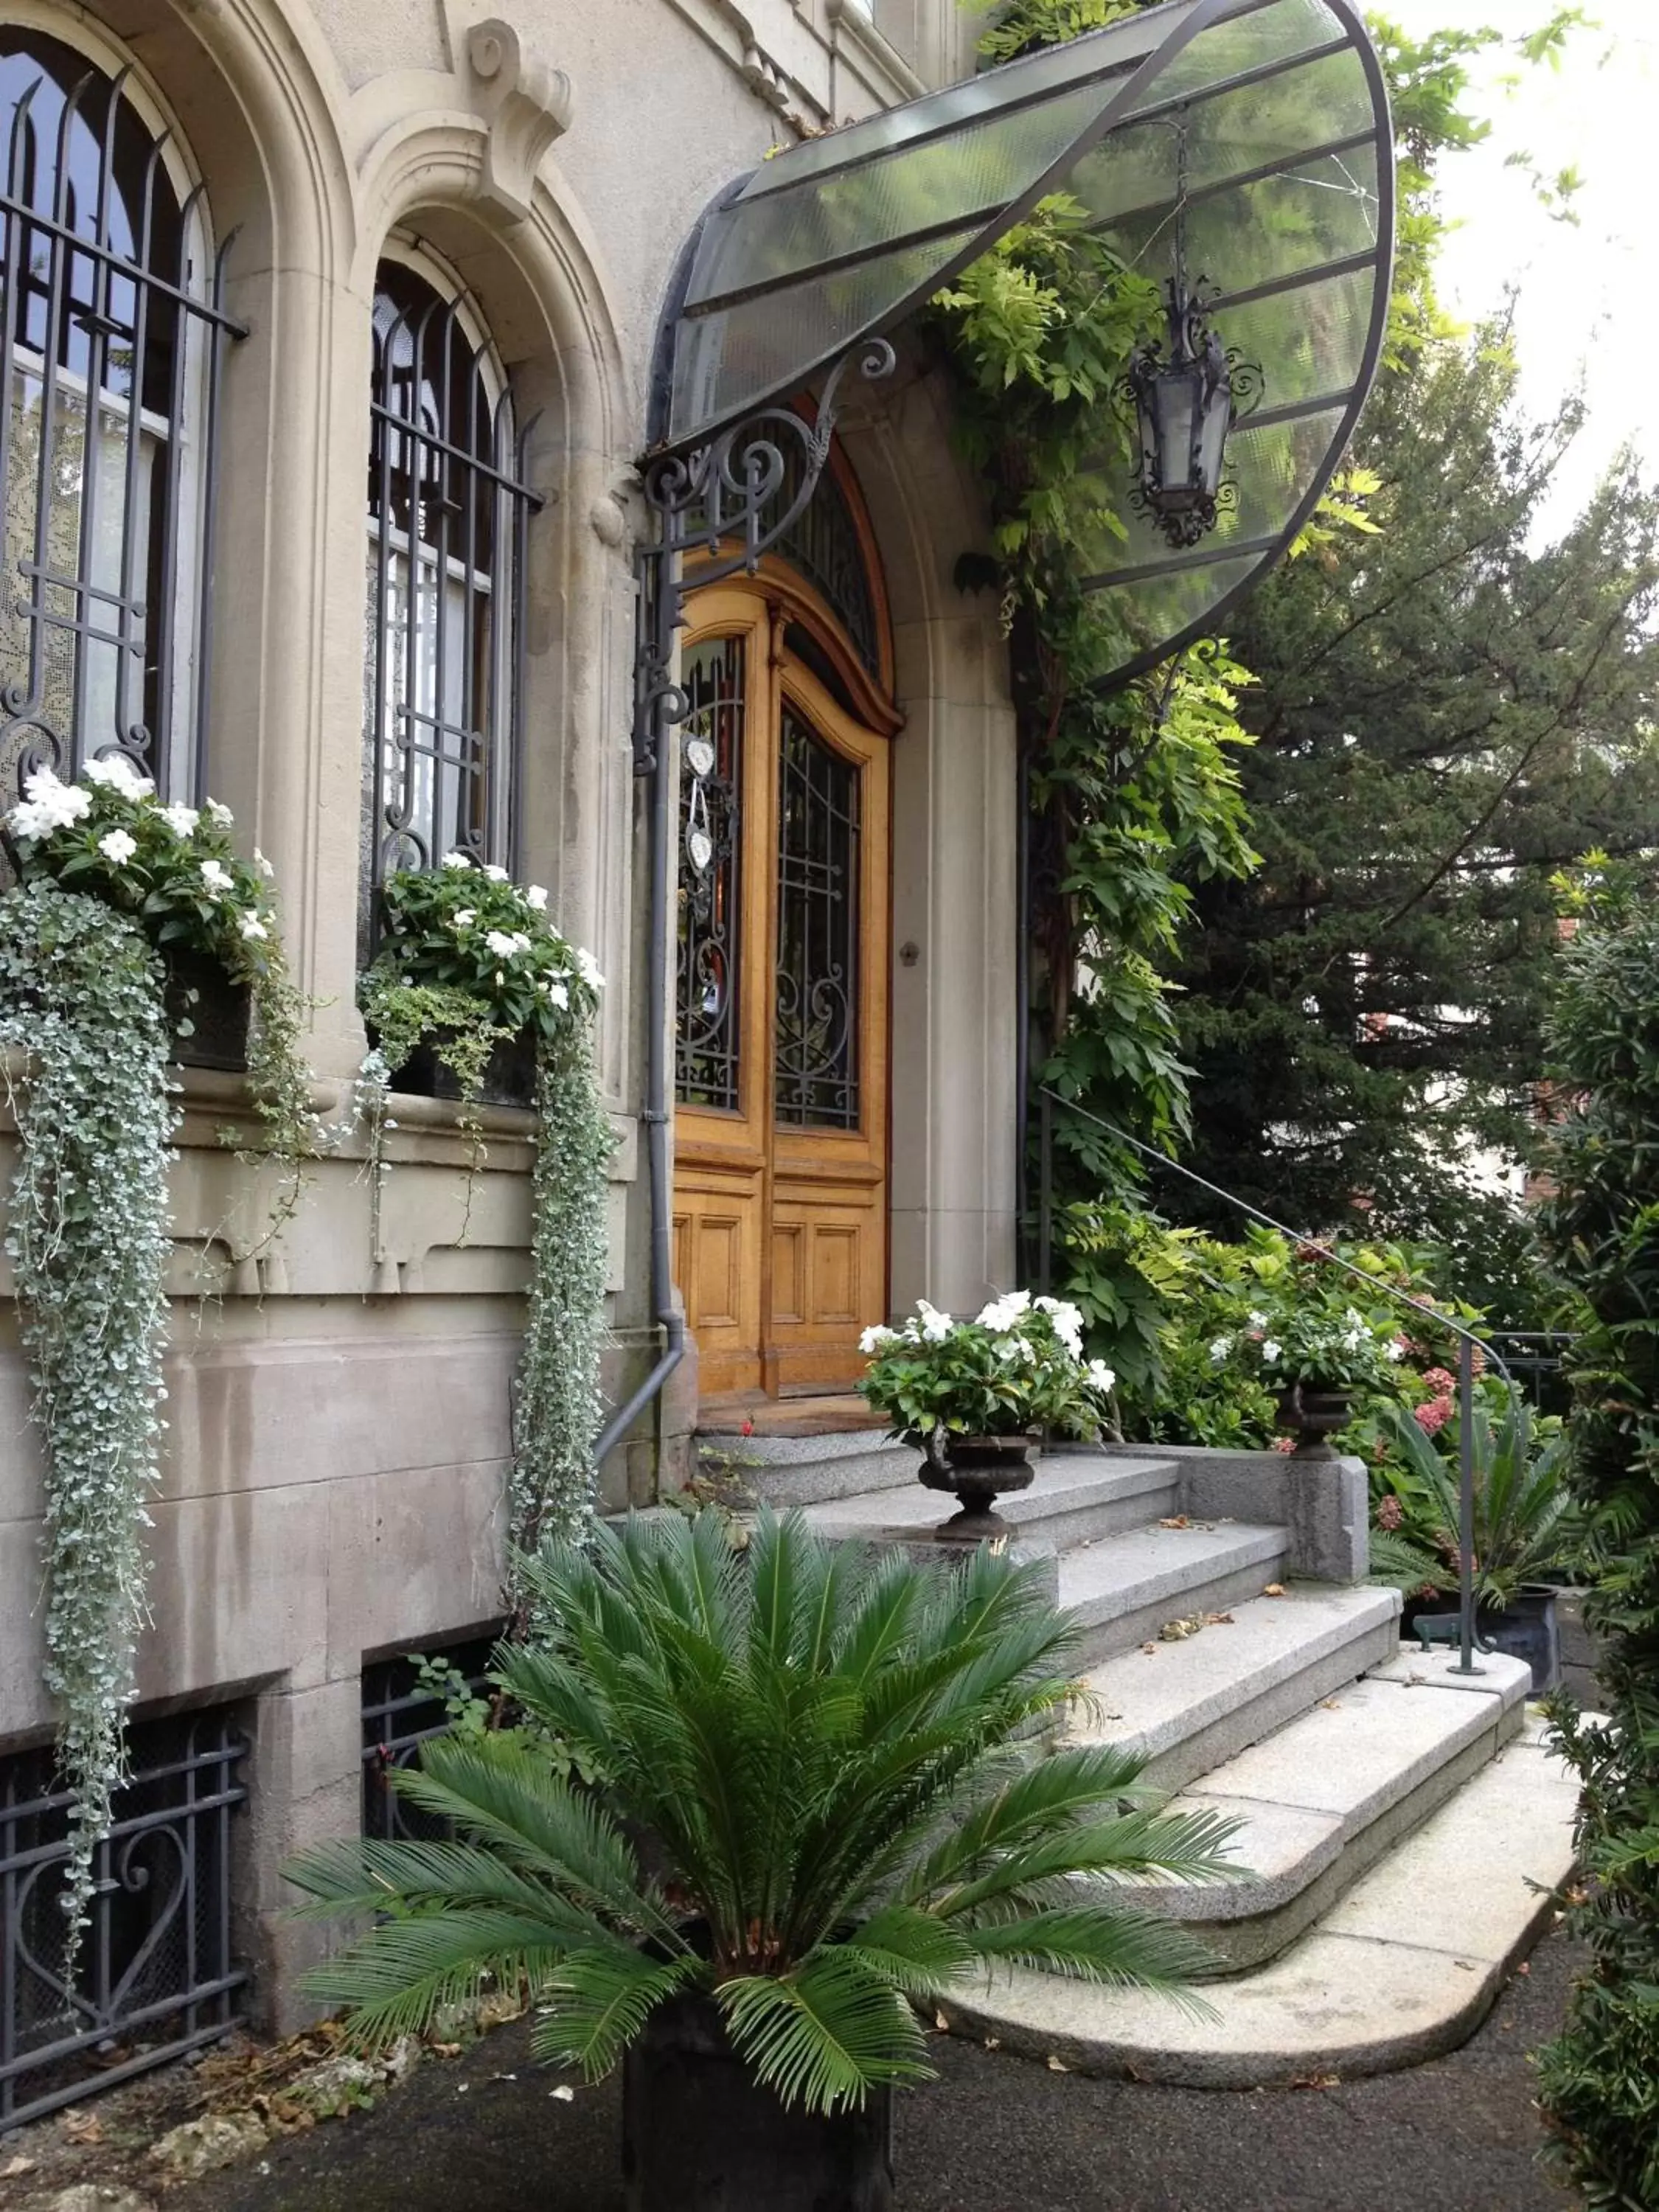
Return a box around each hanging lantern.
[1126,275,1260,552]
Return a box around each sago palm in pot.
[288,1512,1241,2211]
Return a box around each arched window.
[361,252,538,936]
[0,27,232,804]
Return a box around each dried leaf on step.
[1141,1641,1159,1654]
[1262,1583,1287,1597]
[0,2155,38,2180]
[549,2086,576,2102]
[1204,1612,1234,1626]
[1158,1515,1191,1529]
[984,2037,1001,2051]
[1046,2055,1070,2073]
[60,2110,103,2143]
[1287,2073,1340,2090]
[934,2010,951,2032]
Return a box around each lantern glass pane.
[1154,369,1201,490]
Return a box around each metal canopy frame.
[599,0,1395,1461]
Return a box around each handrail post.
[1452,1332,1481,1675]
[1038,1088,1053,1297]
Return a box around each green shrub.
[1533,877,1659,2210]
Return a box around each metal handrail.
[1037,1087,1517,1677]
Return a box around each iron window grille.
[360,1631,501,1844]
[0,1707,248,2131]
[362,257,540,947]
[0,29,240,813]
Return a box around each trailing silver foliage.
[508,1031,614,1587]
[0,884,176,1941]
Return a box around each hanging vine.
[0,883,175,1941]
[361,855,613,1591]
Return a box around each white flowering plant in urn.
[1206,1298,1404,1395]
[857,1290,1115,1453]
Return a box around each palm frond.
[830,1903,977,1996]
[529,1947,703,2079]
[285,1836,612,1942]
[964,1906,1223,2017]
[300,1909,573,2045]
[719,1953,934,2115]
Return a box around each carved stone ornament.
[465,15,573,222]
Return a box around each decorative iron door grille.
[360,1632,501,1844]
[0,1708,247,2129]
[675,635,745,1113]
[0,30,242,811]
[774,704,860,1130]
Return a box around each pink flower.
[1376,1495,1404,1530]
[1420,1368,1456,1399]
[1414,1398,1450,1436]
[1270,1436,1295,1455]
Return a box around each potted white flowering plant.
[858,1291,1114,1540]
[362,855,604,1110]
[4,757,282,1064]
[1208,1300,1402,1457]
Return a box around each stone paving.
[166,1931,1582,2212]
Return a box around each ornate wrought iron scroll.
[675,636,745,1112]
[631,335,896,780]
[0,1708,247,2129]
[774,703,860,1129]
[0,32,246,810]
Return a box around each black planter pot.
[918,1433,1036,1543]
[622,1992,895,2212]
[1273,1379,1354,1458]
[1477,1586,1561,1695]
[164,948,250,1072]
[394,1029,538,1111]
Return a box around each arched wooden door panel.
[672,585,891,1399]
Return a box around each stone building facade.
[0,0,1024,2069]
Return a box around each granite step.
[800,1450,1181,1552]
[697,1427,917,1510]
[946,1711,1578,2087]
[1121,1649,1532,1973]
[1058,1518,1290,1666]
[1068,1582,1403,1794]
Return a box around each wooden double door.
[672,585,891,1398]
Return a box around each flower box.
[164,948,250,1073]
[394,1028,539,1112]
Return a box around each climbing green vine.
[0,884,175,1944]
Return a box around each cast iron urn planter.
[1273,1379,1353,1458]
[622,1991,895,2212]
[918,1433,1035,1543]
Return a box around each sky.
[1378,0,1656,538]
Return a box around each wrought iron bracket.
[630,337,897,777]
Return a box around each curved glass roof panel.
[650,0,1393,681]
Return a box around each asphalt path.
[176,1931,1582,2212]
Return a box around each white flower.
[1248,1310,1269,1330]
[254,849,274,878]
[483,863,509,882]
[10,767,93,839]
[1208,1336,1232,1365]
[1384,1338,1405,1363]
[524,884,549,911]
[858,1324,900,1354]
[204,798,233,827]
[1087,1358,1116,1393]
[452,908,477,929]
[159,802,199,837]
[83,754,153,798]
[541,978,569,1009]
[441,851,473,870]
[199,859,234,895]
[484,928,531,959]
[97,828,137,865]
[916,1298,953,1343]
[1034,1294,1085,1354]
[575,947,605,992]
[237,913,268,942]
[976,1288,1033,1335]
[1262,1339,1283,1364]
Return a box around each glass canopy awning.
[647,0,1394,681]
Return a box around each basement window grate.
[360,1632,502,1843]
[0,1706,248,2131]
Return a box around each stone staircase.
[708,1425,1580,2086]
